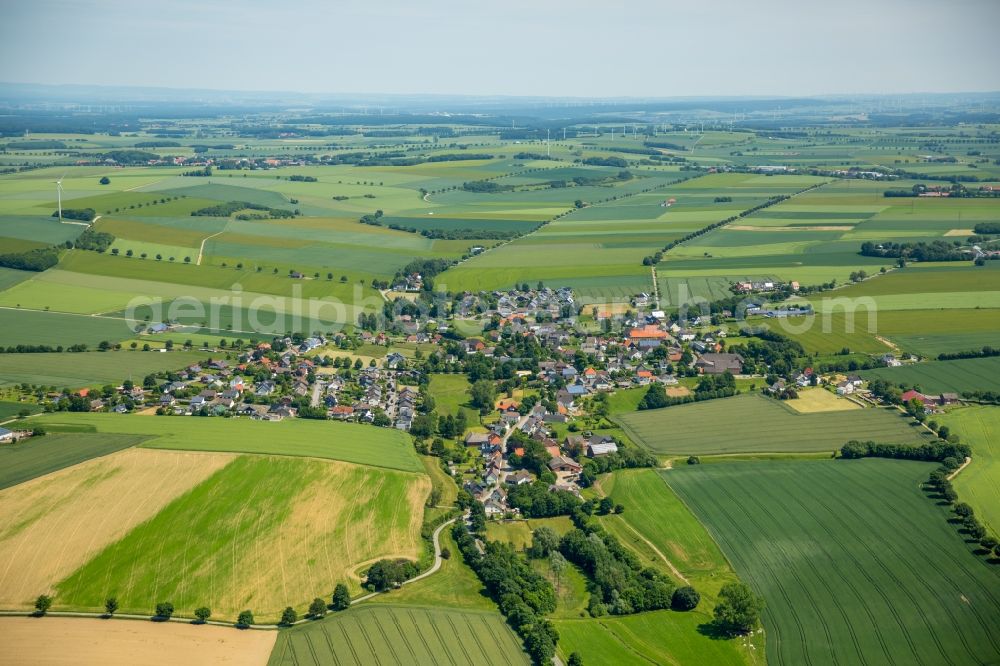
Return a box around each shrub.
[236,610,254,628]
[672,585,701,611]
[34,595,52,615]
[308,598,327,618]
[194,607,211,623]
[713,583,763,635]
[155,602,174,619]
[331,583,351,610]
[104,597,119,616]
[280,606,298,626]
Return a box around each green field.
[367,529,494,612]
[666,459,1000,666]
[0,432,146,490]
[597,469,740,599]
[426,373,477,424]
[268,604,530,666]
[617,393,930,455]
[938,406,1000,536]
[555,610,755,666]
[36,413,423,472]
[0,350,209,388]
[0,308,135,348]
[875,309,1000,357]
[55,454,428,621]
[758,312,891,355]
[0,400,41,421]
[860,356,1000,394]
[543,469,763,665]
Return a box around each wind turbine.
[55,174,65,221]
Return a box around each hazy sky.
[2,0,999,98]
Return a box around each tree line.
[860,240,969,262]
[52,207,96,222]
[0,247,59,271]
[452,521,559,664]
[637,372,737,410]
[191,200,296,219]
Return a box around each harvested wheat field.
[0,448,235,609]
[54,456,430,622]
[0,617,275,666]
[784,387,862,413]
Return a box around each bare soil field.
[0,449,235,609]
[0,617,275,666]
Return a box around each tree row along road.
[0,517,457,631]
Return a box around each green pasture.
[427,373,477,424]
[938,406,1000,536]
[555,610,758,666]
[597,469,740,600]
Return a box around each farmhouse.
[629,324,668,342]
[694,353,744,375]
[548,455,582,474]
[836,380,855,395]
[587,440,619,457]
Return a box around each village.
[7,279,963,523]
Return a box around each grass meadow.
[937,406,1000,537]
[666,459,1000,666]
